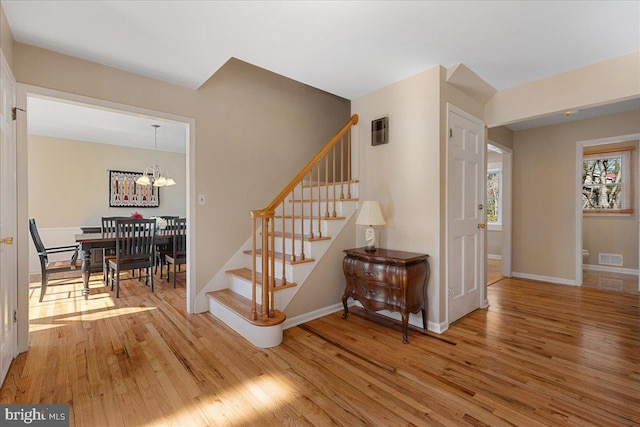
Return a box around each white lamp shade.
[136,175,151,186]
[165,177,176,186]
[153,176,168,187]
[356,201,386,226]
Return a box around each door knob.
[0,236,14,245]
[477,224,486,229]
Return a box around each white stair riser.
[208,297,282,348]
[272,209,356,236]
[280,201,346,218]
[227,276,298,311]
[272,236,313,258]
[272,218,328,236]
[299,183,359,200]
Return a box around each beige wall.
[28,135,187,226]
[352,66,443,327]
[486,52,640,127]
[583,140,639,270]
[15,44,350,309]
[1,3,14,70]
[488,126,514,150]
[285,216,356,318]
[513,109,640,281]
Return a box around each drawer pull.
[360,269,380,279]
[361,286,379,296]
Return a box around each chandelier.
[136,124,176,187]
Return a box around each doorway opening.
[16,85,195,352]
[575,133,640,294]
[486,142,512,286]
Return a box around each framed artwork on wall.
[109,170,160,208]
[371,117,389,146]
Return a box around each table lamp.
[355,201,386,251]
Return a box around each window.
[487,168,501,226]
[582,148,633,213]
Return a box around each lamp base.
[364,226,377,252]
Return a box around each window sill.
[583,209,633,217]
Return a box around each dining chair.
[165,218,187,288]
[101,216,127,283]
[29,218,80,302]
[155,216,179,278]
[107,218,156,298]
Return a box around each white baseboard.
[512,272,577,286]
[583,264,639,275]
[283,301,354,329]
[487,254,502,260]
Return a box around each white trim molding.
[583,264,639,276]
[512,271,578,286]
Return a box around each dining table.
[74,230,174,299]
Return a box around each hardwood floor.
[2,272,639,426]
[583,268,639,295]
[487,257,503,285]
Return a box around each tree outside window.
[487,170,501,224]
[582,149,632,213]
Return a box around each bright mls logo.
[1,405,69,426]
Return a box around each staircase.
[205,115,359,348]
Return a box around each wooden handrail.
[249,114,359,320]
[251,114,359,216]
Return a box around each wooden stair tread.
[225,268,297,290]
[243,249,315,265]
[207,289,286,326]
[274,214,346,221]
[268,230,331,242]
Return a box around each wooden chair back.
[102,216,127,235]
[114,218,156,262]
[171,218,187,257]
[28,219,47,263]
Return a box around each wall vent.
[598,253,623,267]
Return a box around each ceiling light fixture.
[136,124,176,187]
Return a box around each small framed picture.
[371,117,388,146]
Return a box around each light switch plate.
[198,194,205,205]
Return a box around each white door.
[0,51,18,385]
[447,106,485,324]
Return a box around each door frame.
[486,141,513,278]
[0,48,18,380]
[15,84,197,352]
[445,103,488,327]
[575,133,640,290]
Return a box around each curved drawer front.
[355,277,401,308]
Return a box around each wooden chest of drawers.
[342,247,429,343]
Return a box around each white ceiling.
[4,0,640,139]
[27,97,187,153]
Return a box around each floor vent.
[598,253,623,267]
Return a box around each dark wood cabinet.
[342,247,429,344]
